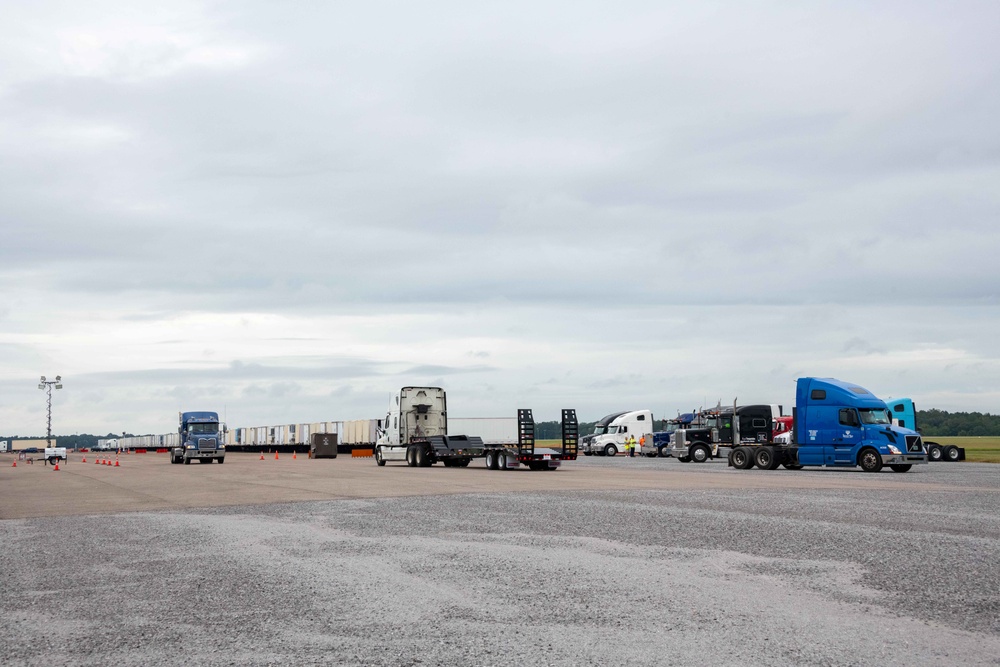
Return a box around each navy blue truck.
[171,411,226,465]
[726,378,927,472]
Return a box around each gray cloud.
[1,1,999,434]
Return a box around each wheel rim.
[694,448,707,462]
[734,451,746,467]
[757,452,770,468]
[862,452,876,469]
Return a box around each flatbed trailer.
[378,408,579,471]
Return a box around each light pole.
[38,375,63,448]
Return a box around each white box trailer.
[448,417,518,445]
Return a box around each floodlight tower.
[38,375,63,448]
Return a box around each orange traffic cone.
[11,460,16,467]
[293,451,297,460]
[274,450,279,460]
[94,457,99,465]
[54,463,60,471]
[114,459,120,467]
[82,455,87,463]
[259,452,265,460]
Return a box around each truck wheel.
[406,447,416,467]
[859,448,883,473]
[781,463,804,470]
[926,443,942,461]
[184,458,191,465]
[458,458,471,467]
[753,447,777,470]
[730,447,751,469]
[658,446,670,458]
[944,446,960,461]
[485,451,498,470]
[217,458,224,464]
[498,453,509,470]
[415,446,429,467]
[677,455,690,463]
[583,451,592,456]
[603,444,618,457]
[375,447,386,466]
[889,464,912,473]
[691,444,711,463]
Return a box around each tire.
[583,451,592,456]
[604,444,618,457]
[944,446,960,462]
[375,447,386,466]
[48,457,57,465]
[415,446,429,467]
[498,452,509,470]
[485,451,498,470]
[730,447,751,470]
[781,463,804,470]
[754,447,776,471]
[927,444,942,461]
[406,446,416,467]
[859,448,883,473]
[217,458,224,464]
[658,446,670,458]
[889,464,912,473]
[677,455,690,463]
[458,458,471,467]
[691,444,711,463]
[184,458,191,465]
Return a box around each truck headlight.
[186,445,195,450]
[887,444,901,455]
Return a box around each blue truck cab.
[793,378,926,471]
[171,411,226,465]
[884,397,965,462]
[727,378,927,472]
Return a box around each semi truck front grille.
[197,438,218,450]
[905,435,923,453]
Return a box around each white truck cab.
[375,387,448,462]
[580,409,654,456]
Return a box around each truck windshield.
[190,423,219,434]
[591,425,608,435]
[858,409,891,425]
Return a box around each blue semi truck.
[885,397,965,462]
[170,411,226,464]
[725,377,927,472]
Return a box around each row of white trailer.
[99,419,380,451]
[98,417,517,451]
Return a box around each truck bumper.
[187,449,224,459]
[883,454,927,465]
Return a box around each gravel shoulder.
[2,455,998,665]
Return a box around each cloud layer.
[2,1,998,435]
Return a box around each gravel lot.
[2,456,998,666]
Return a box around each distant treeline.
[917,410,1000,437]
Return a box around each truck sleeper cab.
[670,405,778,462]
[726,378,927,472]
[579,409,653,456]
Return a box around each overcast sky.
[2,1,999,437]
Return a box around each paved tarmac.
[1,453,998,666]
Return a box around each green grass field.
[538,437,1000,462]
[931,436,1000,463]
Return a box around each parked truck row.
[665,378,927,472]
